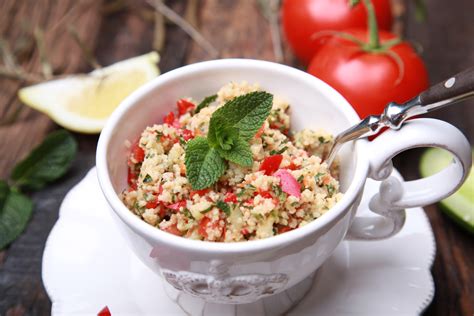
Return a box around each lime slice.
[420,147,474,233]
[18,52,160,133]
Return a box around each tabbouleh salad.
[121,82,342,242]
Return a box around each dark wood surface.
[0,0,473,315]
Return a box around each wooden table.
[0,1,472,315]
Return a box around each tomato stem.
[362,0,381,50]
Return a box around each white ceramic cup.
[96,59,471,308]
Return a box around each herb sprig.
[185,91,273,189]
[0,130,77,249]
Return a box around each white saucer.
[42,168,435,316]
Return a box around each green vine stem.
[361,0,381,50]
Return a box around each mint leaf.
[216,200,231,216]
[11,130,77,190]
[185,137,226,189]
[215,126,239,151]
[0,181,34,249]
[209,91,273,142]
[195,94,217,113]
[217,138,253,167]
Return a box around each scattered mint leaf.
[200,206,213,214]
[0,182,34,249]
[270,146,287,155]
[143,174,153,183]
[216,200,231,216]
[11,130,77,190]
[209,91,273,141]
[0,181,8,212]
[195,94,217,114]
[217,137,253,167]
[185,137,226,190]
[314,172,325,185]
[326,184,335,197]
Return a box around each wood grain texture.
[0,0,103,180]
[0,0,473,315]
[393,1,474,315]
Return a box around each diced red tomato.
[198,217,211,237]
[163,111,175,125]
[162,224,182,236]
[167,200,186,211]
[274,169,301,198]
[258,190,273,199]
[158,204,167,218]
[286,161,298,170]
[241,228,249,236]
[198,216,223,239]
[224,192,237,203]
[177,99,195,116]
[244,198,254,206]
[190,188,210,198]
[127,167,137,190]
[145,198,159,209]
[131,142,145,162]
[98,306,111,316]
[277,225,293,234]
[259,155,283,175]
[181,129,194,141]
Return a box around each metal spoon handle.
[420,66,474,107]
[325,66,474,166]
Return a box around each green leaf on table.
[195,94,217,114]
[217,137,253,167]
[0,181,34,249]
[185,137,226,190]
[11,130,77,190]
[209,91,273,141]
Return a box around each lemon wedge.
[18,52,160,133]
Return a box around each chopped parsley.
[270,146,288,155]
[216,200,231,216]
[326,184,335,197]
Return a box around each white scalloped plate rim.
[42,168,436,315]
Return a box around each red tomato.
[131,142,144,162]
[277,225,294,234]
[307,29,429,118]
[145,198,159,209]
[190,188,210,197]
[163,111,175,125]
[177,99,195,116]
[162,224,182,236]
[198,216,223,239]
[259,155,283,175]
[257,190,273,199]
[98,306,111,316]
[224,192,238,203]
[127,167,137,190]
[181,129,194,141]
[281,0,392,64]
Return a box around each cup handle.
[346,118,472,240]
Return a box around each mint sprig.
[0,130,77,249]
[185,137,226,190]
[185,91,273,189]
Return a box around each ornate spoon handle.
[326,67,474,166]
